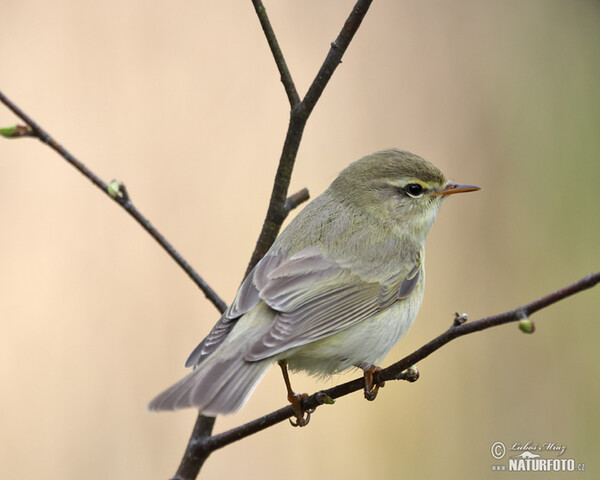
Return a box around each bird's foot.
[288,392,314,427]
[279,360,314,427]
[363,365,385,401]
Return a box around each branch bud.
[0,124,33,138]
[107,180,123,198]
[518,317,535,334]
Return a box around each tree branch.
[245,0,373,276]
[175,2,374,477]
[0,86,314,480]
[194,271,600,452]
[171,416,216,480]
[284,187,310,213]
[252,0,300,107]
[0,90,228,315]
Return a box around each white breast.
[284,283,424,377]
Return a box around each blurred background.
[1,0,598,478]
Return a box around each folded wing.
[245,246,421,361]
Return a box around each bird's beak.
[433,182,481,197]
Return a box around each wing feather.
[245,247,421,361]
[184,253,286,367]
[187,246,421,367]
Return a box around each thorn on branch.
[0,124,34,138]
[452,312,469,327]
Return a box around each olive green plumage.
[149,149,479,414]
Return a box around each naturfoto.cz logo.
[490,441,585,472]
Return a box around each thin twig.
[251,0,300,107]
[0,89,228,314]
[196,271,599,451]
[301,0,372,119]
[284,187,310,213]
[245,0,373,277]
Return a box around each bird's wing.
[184,253,287,367]
[186,246,421,367]
[245,246,421,361]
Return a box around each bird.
[149,148,480,426]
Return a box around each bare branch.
[284,187,310,213]
[195,271,600,451]
[171,416,216,480]
[251,0,300,107]
[0,89,228,314]
[245,0,373,277]
[301,0,373,119]
[175,2,374,477]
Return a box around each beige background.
[1,1,599,478]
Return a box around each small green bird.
[149,149,480,425]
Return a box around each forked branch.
[245,0,373,276]
[174,2,374,477]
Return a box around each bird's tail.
[148,351,272,415]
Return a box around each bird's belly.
[285,295,421,377]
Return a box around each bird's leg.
[362,365,385,401]
[278,360,313,427]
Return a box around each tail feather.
[201,361,270,415]
[148,354,271,415]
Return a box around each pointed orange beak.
[433,182,481,197]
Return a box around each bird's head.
[330,148,480,242]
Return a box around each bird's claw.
[363,365,385,401]
[288,392,313,427]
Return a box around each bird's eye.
[405,183,424,198]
